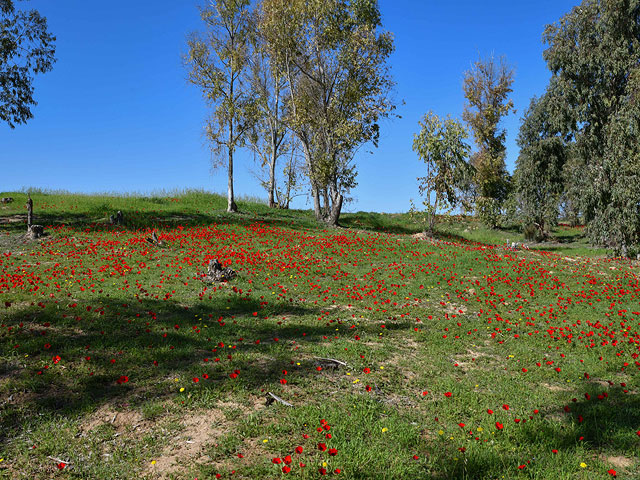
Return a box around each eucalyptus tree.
[462,54,515,228]
[260,0,396,225]
[1,0,56,128]
[246,18,289,208]
[542,0,640,254]
[511,95,567,240]
[186,0,257,212]
[412,111,472,235]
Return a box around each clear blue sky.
[1,0,578,213]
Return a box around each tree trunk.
[227,121,237,213]
[327,193,343,226]
[283,155,293,209]
[311,182,322,220]
[26,194,33,228]
[322,188,330,219]
[300,138,322,220]
[268,141,277,208]
[325,180,343,226]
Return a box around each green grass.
[1,191,638,479]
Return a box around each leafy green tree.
[462,54,515,228]
[510,95,567,240]
[246,13,289,208]
[1,0,56,128]
[412,111,471,235]
[260,0,395,225]
[542,0,640,254]
[185,0,257,213]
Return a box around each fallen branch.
[266,392,293,407]
[47,456,71,465]
[313,357,348,367]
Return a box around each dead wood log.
[266,392,293,407]
[201,259,236,282]
[146,231,165,247]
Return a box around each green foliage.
[0,0,56,128]
[510,95,567,240]
[412,111,472,234]
[541,0,640,255]
[260,0,396,225]
[185,0,258,212]
[462,54,515,228]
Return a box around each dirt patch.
[80,404,146,435]
[444,303,467,315]
[146,395,265,479]
[601,455,634,469]
[540,382,572,392]
[147,409,227,478]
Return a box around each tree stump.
[26,194,33,228]
[201,259,236,282]
[27,225,44,239]
[146,231,165,247]
[109,211,124,225]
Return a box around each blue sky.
[1,0,579,213]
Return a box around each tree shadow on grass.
[0,199,328,240]
[428,382,640,479]
[0,292,405,444]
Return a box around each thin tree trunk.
[300,137,322,220]
[26,194,33,228]
[227,122,237,213]
[268,137,277,208]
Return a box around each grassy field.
[1,191,638,479]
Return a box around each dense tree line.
[414,0,640,256]
[511,0,640,255]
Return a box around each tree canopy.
[186,0,258,212]
[536,0,640,254]
[412,111,471,235]
[0,0,56,128]
[260,0,396,225]
[462,54,515,228]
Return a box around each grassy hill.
[0,190,637,479]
